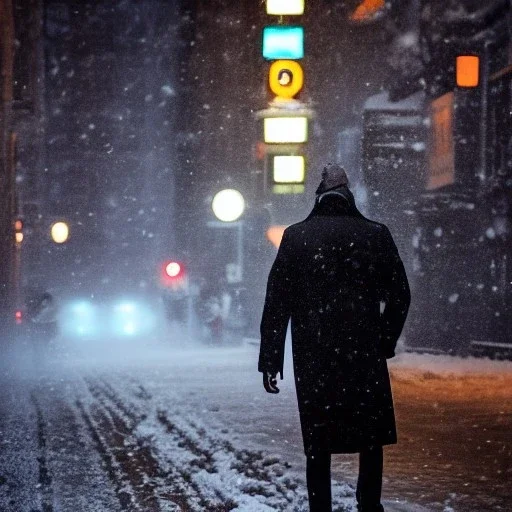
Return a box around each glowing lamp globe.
[51,221,70,244]
[212,189,245,222]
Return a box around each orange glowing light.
[266,225,288,249]
[456,56,479,87]
[350,0,385,22]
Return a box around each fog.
[2,1,511,511]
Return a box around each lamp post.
[210,189,246,283]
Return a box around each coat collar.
[309,187,365,218]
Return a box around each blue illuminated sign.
[262,26,304,60]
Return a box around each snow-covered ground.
[0,335,510,511]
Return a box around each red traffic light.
[161,260,187,289]
[165,261,183,278]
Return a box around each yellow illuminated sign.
[266,0,304,15]
[273,155,305,183]
[273,184,305,194]
[264,117,308,143]
[456,56,479,87]
[269,60,304,99]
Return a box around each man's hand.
[263,372,280,394]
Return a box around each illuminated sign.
[456,55,479,87]
[266,0,304,15]
[262,26,304,60]
[264,117,308,143]
[273,155,305,183]
[269,60,304,99]
[427,92,455,190]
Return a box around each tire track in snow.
[87,379,239,510]
[88,377,305,509]
[156,410,298,507]
[156,411,238,511]
[84,377,356,511]
[31,393,54,512]
[86,380,236,512]
[82,378,198,511]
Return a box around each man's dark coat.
[258,190,411,455]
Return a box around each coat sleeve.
[258,230,293,379]
[379,226,411,359]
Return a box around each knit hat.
[315,163,350,194]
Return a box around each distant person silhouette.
[258,164,411,512]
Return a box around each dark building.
[0,0,45,333]
[401,0,512,353]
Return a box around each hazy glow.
[51,221,70,243]
[266,0,304,15]
[273,155,305,183]
[111,301,156,337]
[264,117,308,143]
[350,0,385,22]
[212,189,245,222]
[115,302,136,313]
[61,300,98,338]
[15,232,24,244]
[122,322,136,335]
[266,225,288,248]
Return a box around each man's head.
[315,163,349,195]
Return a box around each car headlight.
[60,300,99,338]
[111,301,156,337]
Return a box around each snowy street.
[2,2,511,511]
[0,337,510,512]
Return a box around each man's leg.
[306,452,332,512]
[356,445,384,512]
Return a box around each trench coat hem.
[306,438,398,456]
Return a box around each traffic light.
[161,260,187,290]
[14,219,23,244]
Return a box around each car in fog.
[57,291,167,342]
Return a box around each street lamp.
[212,189,245,222]
[51,221,70,244]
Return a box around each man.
[258,164,411,512]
